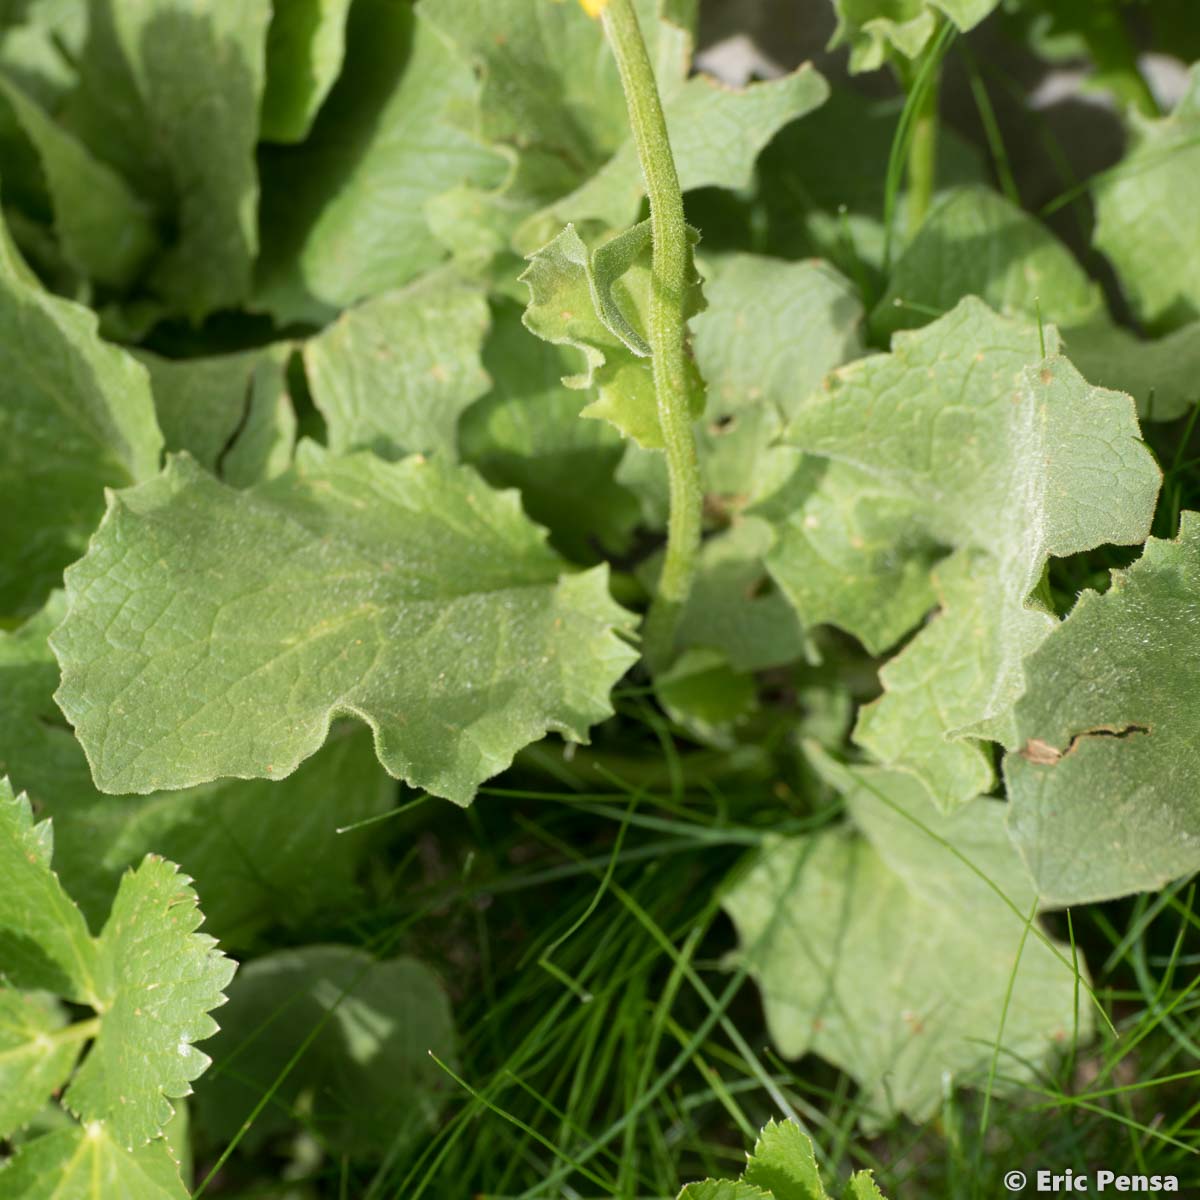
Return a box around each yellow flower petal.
[579,0,608,15]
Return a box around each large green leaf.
[1006,514,1200,904]
[870,186,1102,342]
[142,346,295,488]
[194,945,455,1157]
[723,756,1087,1126]
[0,595,391,942]
[0,1125,187,1199]
[62,0,272,317]
[784,299,1159,808]
[0,991,80,1140]
[0,779,96,1003]
[0,74,156,288]
[0,220,161,616]
[1063,320,1200,422]
[1094,65,1200,332]
[303,272,490,460]
[459,298,640,559]
[830,0,1001,73]
[62,856,235,1148]
[256,1,498,322]
[260,0,353,143]
[51,446,637,805]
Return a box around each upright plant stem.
[599,0,702,670]
[905,69,940,238]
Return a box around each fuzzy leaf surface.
[51,446,637,805]
[62,856,235,1148]
[786,299,1159,807]
[1006,513,1200,903]
[303,272,490,460]
[0,224,161,615]
[1094,65,1200,332]
[724,756,1086,1125]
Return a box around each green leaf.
[260,0,353,143]
[723,756,1087,1126]
[679,1183,772,1200]
[525,64,829,248]
[193,945,455,1157]
[0,220,162,615]
[870,186,1102,342]
[0,779,96,1004]
[62,0,272,318]
[0,75,157,288]
[742,1118,826,1199]
[1063,318,1200,422]
[1094,65,1200,332]
[785,299,1159,807]
[63,856,235,1149]
[0,1125,187,1200]
[256,2,499,321]
[0,991,80,1140]
[1006,513,1200,904]
[0,596,391,944]
[520,222,704,448]
[142,346,296,488]
[831,0,1000,73]
[459,298,640,560]
[51,446,637,805]
[302,272,490,460]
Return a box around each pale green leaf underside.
[1006,512,1200,904]
[195,945,455,1157]
[63,857,235,1149]
[0,222,161,615]
[303,271,490,460]
[786,299,1159,808]
[724,757,1086,1125]
[260,0,353,143]
[51,446,637,805]
[0,990,79,1140]
[0,1125,187,1200]
[0,780,96,1005]
[1094,64,1200,332]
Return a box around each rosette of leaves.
[0,778,234,1198]
[829,0,1001,73]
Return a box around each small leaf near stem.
[599,0,703,671]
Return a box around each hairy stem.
[600,0,702,671]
